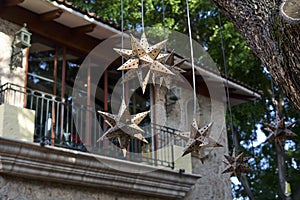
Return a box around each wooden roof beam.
[4,0,24,7]
[0,6,101,55]
[71,24,96,34]
[39,9,64,22]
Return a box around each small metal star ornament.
[264,117,297,148]
[177,119,223,158]
[155,50,186,88]
[97,99,150,157]
[114,33,174,93]
[222,148,250,177]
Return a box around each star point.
[155,50,186,88]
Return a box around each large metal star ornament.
[97,99,150,157]
[222,148,250,177]
[114,33,174,93]
[264,117,297,148]
[177,119,223,158]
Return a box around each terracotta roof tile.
[52,0,120,30]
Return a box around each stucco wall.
[0,18,27,107]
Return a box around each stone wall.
[153,86,232,200]
[0,174,161,200]
[185,97,232,200]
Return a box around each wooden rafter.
[4,0,24,7]
[71,24,96,34]
[39,9,64,22]
[0,6,101,55]
[227,93,257,101]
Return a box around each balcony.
[0,82,190,172]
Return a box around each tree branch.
[210,0,300,109]
[275,141,288,199]
[293,181,300,200]
[240,174,256,200]
[280,0,300,24]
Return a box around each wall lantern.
[10,23,32,70]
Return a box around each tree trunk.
[294,181,300,200]
[240,174,256,200]
[210,0,300,110]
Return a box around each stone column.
[185,96,232,200]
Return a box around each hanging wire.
[121,0,125,99]
[218,12,237,150]
[162,0,167,52]
[141,0,145,32]
[185,0,197,119]
[162,0,166,40]
[270,76,279,119]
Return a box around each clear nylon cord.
[121,0,125,99]
[141,0,145,32]
[186,0,197,119]
[218,12,236,149]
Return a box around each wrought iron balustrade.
[0,82,186,169]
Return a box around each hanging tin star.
[97,99,150,157]
[177,119,223,157]
[156,50,186,88]
[222,148,250,177]
[114,33,174,93]
[264,117,297,148]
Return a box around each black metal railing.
[0,82,186,169]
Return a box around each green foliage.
[65,0,300,199]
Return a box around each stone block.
[0,104,35,142]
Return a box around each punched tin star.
[97,99,150,157]
[114,33,174,93]
[177,119,223,158]
[222,148,250,177]
[154,50,186,89]
[264,117,297,148]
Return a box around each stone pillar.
[184,96,232,200]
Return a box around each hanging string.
[270,76,279,119]
[162,0,166,51]
[141,0,145,32]
[121,0,125,99]
[218,12,237,150]
[185,0,197,119]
